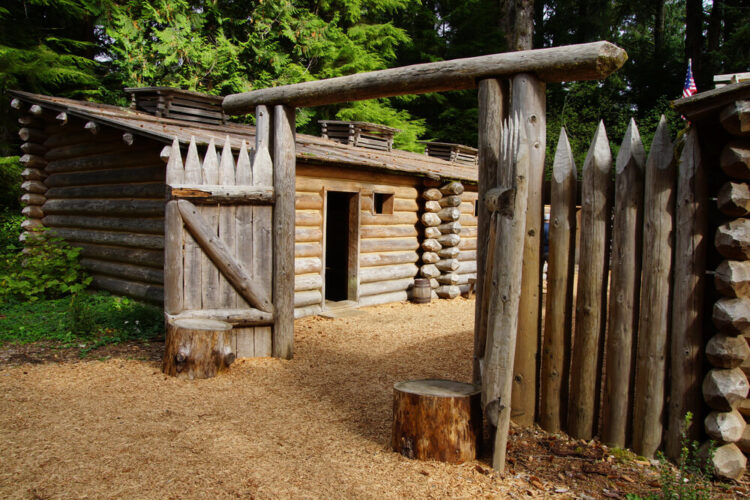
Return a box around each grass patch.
[0,292,163,356]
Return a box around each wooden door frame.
[321,187,360,306]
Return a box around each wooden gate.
[162,105,296,373]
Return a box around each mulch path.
[0,298,747,498]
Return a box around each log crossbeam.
[169,185,275,204]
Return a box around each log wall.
[458,190,479,293]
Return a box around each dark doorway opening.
[325,191,358,302]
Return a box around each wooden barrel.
[392,379,481,463]
[412,278,431,303]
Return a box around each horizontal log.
[720,141,750,179]
[46,183,166,200]
[438,233,460,247]
[91,275,164,304]
[359,277,414,297]
[168,308,274,327]
[362,198,419,212]
[420,264,440,279]
[718,182,750,216]
[28,104,43,116]
[45,151,159,174]
[706,334,750,369]
[295,273,323,292]
[438,221,461,234]
[461,227,478,238]
[715,260,750,298]
[740,420,750,453]
[43,129,119,149]
[360,251,418,267]
[42,215,164,235]
[295,176,418,199]
[295,242,322,257]
[720,100,750,137]
[18,115,43,127]
[437,273,460,285]
[440,181,465,195]
[21,180,46,194]
[425,200,441,212]
[10,98,22,110]
[705,410,746,443]
[296,227,323,242]
[21,219,43,231]
[438,207,460,222]
[360,225,417,238]
[436,285,460,299]
[703,367,750,411]
[21,193,45,205]
[43,199,164,217]
[459,214,478,227]
[295,257,322,274]
[18,127,45,143]
[714,297,750,336]
[55,112,68,125]
[425,226,441,239]
[80,258,164,285]
[436,259,460,272]
[422,239,442,252]
[360,263,418,283]
[438,246,460,259]
[358,290,408,307]
[295,289,322,308]
[458,261,478,274]
[422,252,439,264]
[422,212,442,227]
[21,168,45,181]
[295,210,322,227]
[45,166,164,188]
[45,140,131,162]
[423,188,442,201]
[459,201,476,214]
[223,41,627,110]
[710,443,747,481]
[459,249,477,261]
[49,228,164,249]
[456,273,475,285]
[169,185,275,205]
[19,154,47,169]
[438,195,462,208]
[22,205,44,218]
[122,133,135,146]
[295,304,322,319]
[75,243,164,268]
[458,238,477,250]
[716,219,750,260]
[296,192,323,210]
[360,212,417,225]
[360,237,419,253]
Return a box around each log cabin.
[9,88,479,328]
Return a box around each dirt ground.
[0,298,747,499]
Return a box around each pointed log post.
[218,137,237,308]
[201,139,221,309]
[540,128,577,433]
[632,117,676,458]
[482,114,529,472]
[601,119,645,448]
[568,121,612,440]
[666,128,707,460]
[235,139,258,356]
[183,137,203,311]
[473,78,506,385]
[164,138,185,315]
[510,73,545,427]
[272,104,296,359]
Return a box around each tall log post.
[632,117,676,458]
[666,128,707,460]
[601,119,646,448]
[540,128,577,433]
[482,114,529,472]
[272,104,296,359]
[510,73,545,427]
[568,121,612,440]
[473,78,506,385]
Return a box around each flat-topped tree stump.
[392,379,481,464]
[163,318,235,379]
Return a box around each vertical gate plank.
[474,78,506,385]
[254,106,274,356]
[218,137,238,352]
[667,128,706,460]
[510,73,546,426]
[633,116,676,458]
[235,140,256,357]
[568,121,612,440]
[183,137,203,310]
[602,119,646,447]
[540,128,577,433]
[201,139,220,309]
[273,104,297,359]
[164,138,184,315]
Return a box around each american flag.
[683,58,697,98]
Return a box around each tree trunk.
[163,318,235,379]
[499,0,534,51]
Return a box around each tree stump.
[391,379,481,464]
[163,318,235,379]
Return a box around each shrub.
[0,229,91,302]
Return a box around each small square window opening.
[373,192,395,215]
